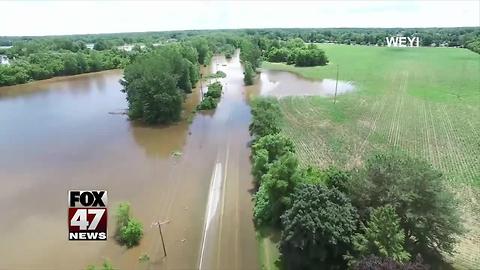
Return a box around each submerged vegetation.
[121,44,200,124]
[249,97,463,269]
[115,202,144,248]
[197,81,223,110]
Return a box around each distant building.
[86,43,95,50]
[0,55,10,65]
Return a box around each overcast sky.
[1,1,479,36]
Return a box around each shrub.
[197,96,218,110]
[204,81,222,98]
[119,218,144,248]
[115,202,144,248]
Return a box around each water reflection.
[257,69,355,97]
[129,122,189,159]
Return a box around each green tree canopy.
[121,47,185,124]
[249,97,282,138]
[349,152,464,258]
[352,205,410,263]
[280,183,358,269]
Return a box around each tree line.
[2,27,478,50]
[266,38,329,66]
[249,97,463,270]
[0,39,132,86]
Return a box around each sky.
[0,1,479,36]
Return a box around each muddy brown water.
[257,69,355,97]
[0,51,346,270]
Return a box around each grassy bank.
[262,44,480,269]
[257,228,282,270]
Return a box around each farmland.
[262,44,480,269]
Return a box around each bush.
[115,202,144,248]
[197,96,219,110]
[116,202,131,229]
[204,81,223,98]
[204,70,226,79]
[86,260,114,270]
[119,218,144,248]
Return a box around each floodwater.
[257,69,355,97]
[0,51,258,270]
[0,50,342,270]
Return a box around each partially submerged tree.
[115,202,144,248]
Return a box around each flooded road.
[257,69,355,97]
[0,51,258,270]
[0,51,337,270]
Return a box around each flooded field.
[0,50,339,269]
[257,69,354,97]
[0,51,258,270]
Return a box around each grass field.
[262,44,480,269]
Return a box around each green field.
[262,44,480,269]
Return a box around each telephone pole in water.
[334,64,339,104]
[156,220,170,258]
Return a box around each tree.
[122,48,184,124]
[267,47,290,62]
[324,166,351,193]
[349,152,464,258]
[62,53,79,75]
[253,182,273,226]
[191,38,211,65]
[243,61,254,85]
[280,184,358,269]
[252,133,295,164]
[352,205,410,263]
[240,38,262,68]
[249,97,282,138]
[93,40,112,51]
[261,151,300,225]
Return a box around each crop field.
[263,44,480,269]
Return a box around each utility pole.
[334,64,339,104]
[155,220,170,258]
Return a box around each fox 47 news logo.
[68,190,107,241]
